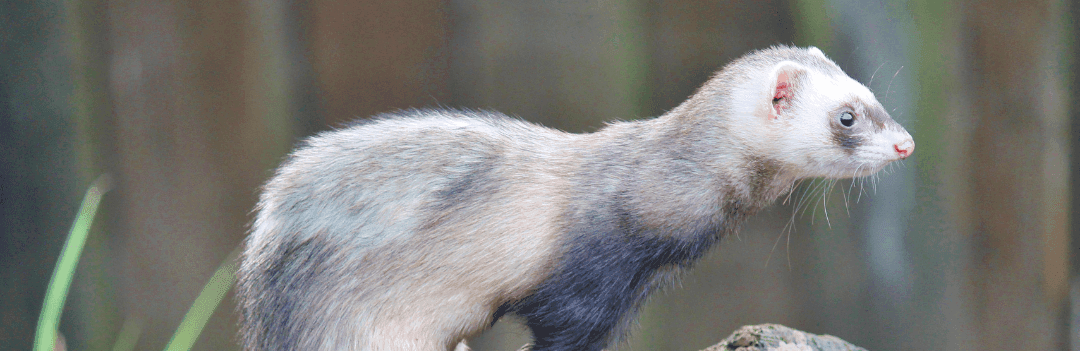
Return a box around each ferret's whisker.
[783,178,803,205]
[786,223,793,270]
[884,65,904,103]
[795,179,818,219]
[869,62,886,86]
[765,226,786,268]
[810,178,832,225]
[807,179,828,222]
[822,179,834,228]
[856,176,866,203]
[849,165,863,192]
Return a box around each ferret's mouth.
[822,156,897,179]
[847,146,911,177]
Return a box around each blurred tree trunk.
[450,0,649,348]
[1072,0,1080,349]
[895,0,968,349]
[448,0,648,133]
[102,0,306,349]
[0,0,83,350]
[962,0,1070,349]
[309,0,450,127]
[793,0,927,348]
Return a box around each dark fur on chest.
[500,185,746,351]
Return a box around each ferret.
[236,45,914,351]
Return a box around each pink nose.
[894,140,914,159]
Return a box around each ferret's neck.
[580,107,796,238]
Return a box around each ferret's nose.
[894,139,914,159]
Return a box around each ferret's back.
[254,110,570,246]
[240,110,579,349]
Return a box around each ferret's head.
[717,46,914,179]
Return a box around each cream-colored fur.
[237,46,913,351]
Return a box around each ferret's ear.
[769,61,807,119]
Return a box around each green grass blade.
[163,247,240,351]
[34,175,111,351]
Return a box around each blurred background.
[0,0,1075,350]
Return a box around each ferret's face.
[767,60,914,179]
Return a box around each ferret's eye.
[839,111,855,127]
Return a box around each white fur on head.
[807,46,828,60]
[738,48,912,179]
